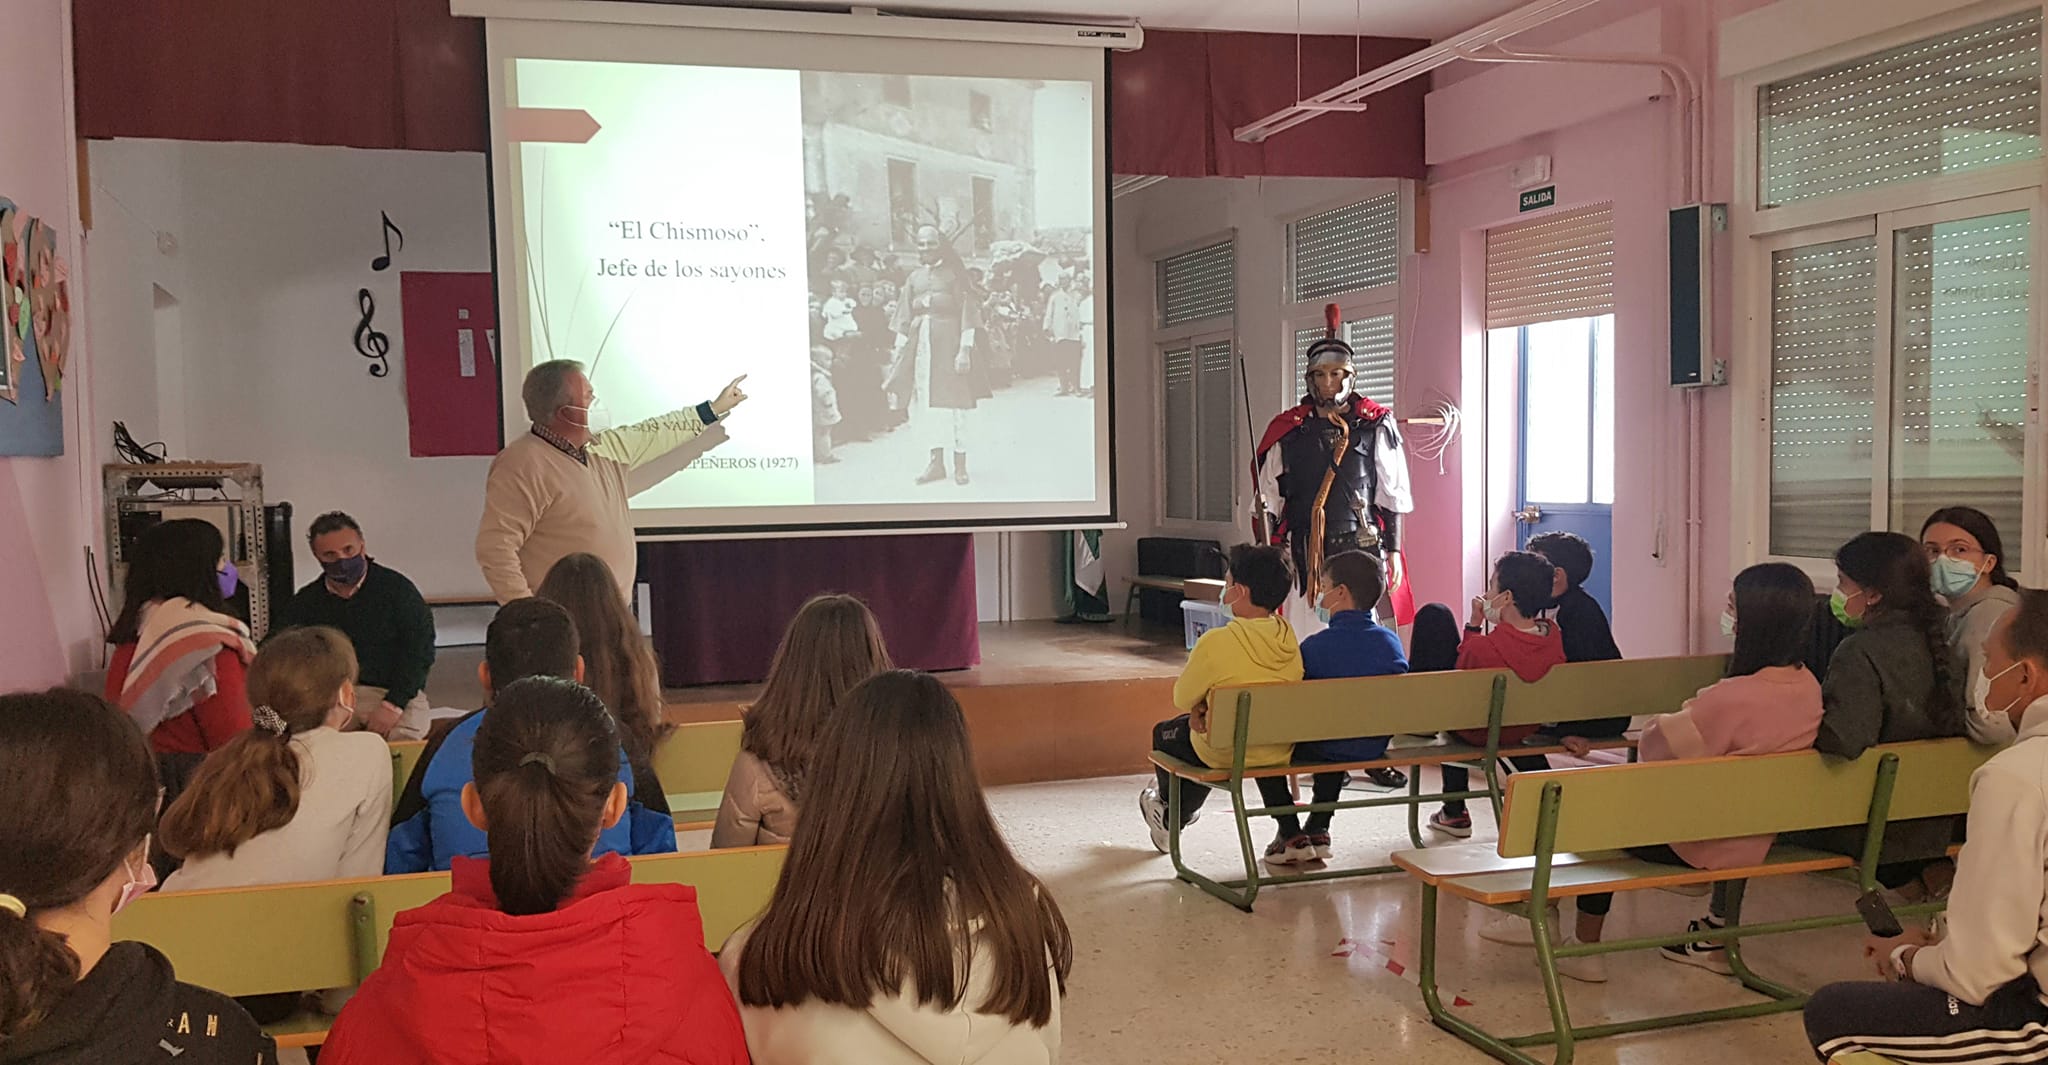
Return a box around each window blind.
[1158,241,1235,327]
[1289,193,1399,304]
[1760,11,2042,207]
[1162,344,1196,520]
[1195,340,1237,523]
[1292,315,1396,409]
[1485,204,1615,329]
[1889,210,2030,567]
[1768,236,1877,558]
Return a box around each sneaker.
[1479,903,1558,947]
[1309,833,1333,861]
[1552,931,1609,984]
[1137,785,1198,854]
[1364,767,1408,789]
[1263,834,1317,867]
[1429,809,1473,838]
[1661,919,1734,975]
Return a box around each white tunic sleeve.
[1256,446,1285,521]
[1375,425,1414,513]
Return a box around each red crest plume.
[1324,303,1341,338]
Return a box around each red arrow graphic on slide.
[505,108,602,144]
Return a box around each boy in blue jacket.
[385,597,675,873]
[1256,550,1409,867]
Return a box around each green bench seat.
[113,845,786,1048]
[1152,654,1727,911]
[1395,738,1994,1065]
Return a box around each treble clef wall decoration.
[353,288,392,377]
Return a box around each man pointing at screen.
[476,359,749,603]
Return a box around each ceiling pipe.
[1233,0,1608,144]
[1110,174,1169,198]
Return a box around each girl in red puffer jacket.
[323,677,747,1065]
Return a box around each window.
[1288,193,1399,304]
[1485,203,1615,328]
[969,90,993,132]
[1768,237,1877,558]
[883,75,912,107]
[1759,11,2041,207]
[1292,315,1395,408]
[1746,12,2042,575]
[1156,240,1237,524]
[1157,241,1235,327]
[887,159,918,247]
[972,177,996,251]
[1512,315,1616,506]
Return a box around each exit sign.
[1519,185,1557,212]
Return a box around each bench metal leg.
[1419,885,1553,1065]
[1405,769,1426,850]
[348,892,379,984]
[1165,778,1260,912]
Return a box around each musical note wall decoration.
[353,288,392,377]
[371,212,404,271]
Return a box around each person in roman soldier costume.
[1253,302,1416,635]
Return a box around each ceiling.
[643,0,1532,41]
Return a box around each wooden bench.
[1122,575,1186,626]
[1392,739,1993,1065]
[1151,654,1727,911]
[113,844,786,1048]
[388,718,743,830]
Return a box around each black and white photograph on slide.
[799,70,1098,505]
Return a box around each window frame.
[1151,233,1241,534]
[1276,185,1407,411]
[1730,2,2048,584]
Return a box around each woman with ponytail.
[1805,531,1967,892]
[0,688,274,1065]
[323,676,747,1065]
[159,626,392,892]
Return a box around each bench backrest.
[1496,738,1994,858]
[113,845,786,998]
[1211,654,1727,749]
[1497,655,1728,727]
[653,719,745,796]
[387,719,744,806]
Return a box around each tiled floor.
[952,770,1866,1065]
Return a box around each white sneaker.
[1478,903,1560,947]
[1138,785,1199,854]
[1552,931,1609,984]
[1263,834,1318,867]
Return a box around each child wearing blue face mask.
[1921,507,2024,745]
[1253,551,1409,866]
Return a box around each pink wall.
[1402,0,1769,656]
[0,0,98,689]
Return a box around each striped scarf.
[117,597,256,735]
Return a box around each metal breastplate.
[1278,410,1377,536]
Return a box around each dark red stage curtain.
[1111,29,1427,180]
[74,0,486,152]
[638,534,980,688]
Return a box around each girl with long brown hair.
[0,688,275,1063]
[711,593,892,848]
[722,671,1072,1064]
[536,553,672,814]
[159,626,392,891]
[323,677,747,1065]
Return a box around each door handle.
[1514,505,1543,524]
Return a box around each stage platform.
[424,619,1189,787]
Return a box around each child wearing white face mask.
[0,688,277,1064]
[1921,507,2024,746]
[1430,551,1564,839]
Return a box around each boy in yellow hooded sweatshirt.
[1140,543,1303,853]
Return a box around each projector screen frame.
[479,15,1122,538]
[452,0,1145,51]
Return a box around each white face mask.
[564,400,613,435]
[1482,593,1505,625]
[1975,659,2026,717]
[1719,610,1738,640]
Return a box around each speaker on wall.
[1668,204,1714,388]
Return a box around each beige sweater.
[476,410,711,603]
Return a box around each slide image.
[505,58,1099,518]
